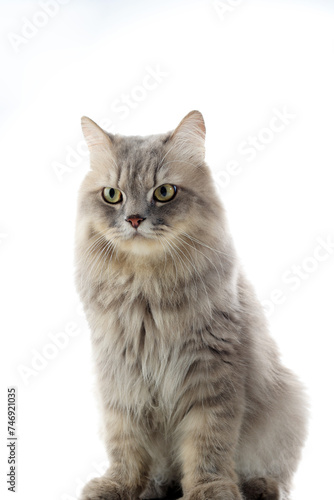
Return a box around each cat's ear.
[81,116,113,153]
[170,110,206,162]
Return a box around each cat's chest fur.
[83,263,220,421]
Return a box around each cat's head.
[76,111,223,261]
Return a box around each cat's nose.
[126,214,146,229]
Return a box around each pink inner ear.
[86,138,106,147]
[173,110,206,142]
[81,118,112,151]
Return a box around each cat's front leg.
[80,407,151,500]
[177,385,243,500]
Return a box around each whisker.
[85,239,111,289]
[161,235,201,304]
[79,234,108,290]
[159,235,181,295]
[167,237,214,322]
[173,233,222,281]
[96,239,115,294]
[156,236,168,276]
[180,231,233,259]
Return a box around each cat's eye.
[153,184,177,203]
[102,187,123,204]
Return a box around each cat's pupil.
[109,188,115,198]
[160,186,167,197]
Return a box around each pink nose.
[126,215,146,229]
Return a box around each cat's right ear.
[81,116,113,153]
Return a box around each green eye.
[153,184,177,203]
[102,187,123,204]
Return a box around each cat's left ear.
[170,110,206,162]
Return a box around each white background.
[1,1,334,499]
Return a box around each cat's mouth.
[125,230,147,241]
[119,229,163,256]
[123,225,158,241]
[131,232,144,238]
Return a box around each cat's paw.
[80,476,135,500]
[240,477,280,500]
[183,481,242,500]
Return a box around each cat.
[75,110,308,500]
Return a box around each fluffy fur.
[75,111,308,500]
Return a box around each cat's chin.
[119,235,163,257]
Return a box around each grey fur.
[75,111,308,500]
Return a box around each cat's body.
[75,111,307,500]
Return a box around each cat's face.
[77,111,222,259]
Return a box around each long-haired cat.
[75,111,307,500]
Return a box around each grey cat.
[75,110,308,500]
